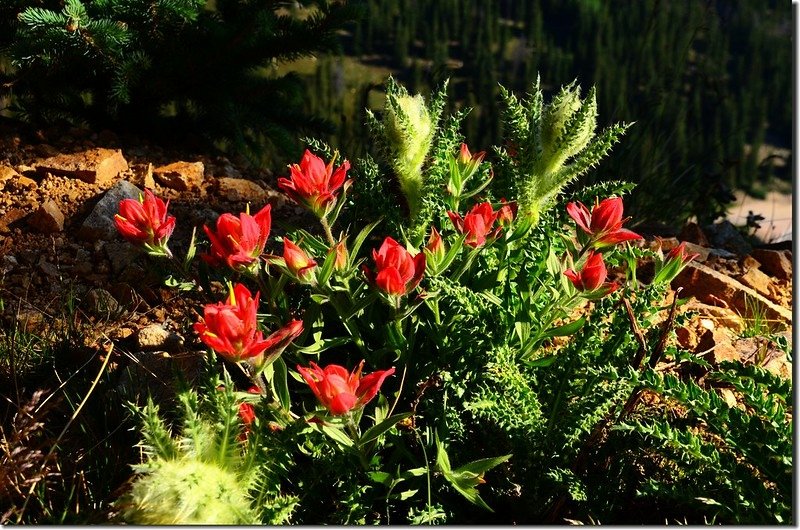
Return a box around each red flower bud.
[564,251,619,298]
[238,403,256,425]
[332,239,348,271]
[497,198,517,227]
[458,143,485,167]
[425,226,445,261]
[277,149,350,218]
[448,202,502,248]
[365,237,426,296]
[566,197,642,248]
[665,241,699,266]
[202,205,271,271]
[114,189,176,249]
[283,238,317,281]
[297,360,395,416]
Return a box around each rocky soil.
[0,123,792,396]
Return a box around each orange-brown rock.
[751,249,792,281]
[0,207,28,233]
[0,165,20,190]
[6,173,38,191]
[672,262,791,324]
[737,266,782,303]
[216,177,269,203]
[680,300,744,334]
[27,200,65,233]
[131,163,155,190]
[697,326,739,365]
[153,161,204,190]
[35,148,129,185]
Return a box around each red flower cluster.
[566,197,642,248]
[194,283,303,363]
[297,360,395,416]
[114,189,176,253]
[278,150,350,218]
[365,237,426,296]
[448,202,503,248]
[202,205,272,271]
[564,251,619,299]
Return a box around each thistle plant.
[494,77,631,225]
[118,376,297,525]
[366,77,445,227]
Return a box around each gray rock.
[84,288,122,317]
[104,240,141,275]
[136,323,185,352]
[78,180,142,241]
[703,220,752,256]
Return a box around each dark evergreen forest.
[301,0,791,228]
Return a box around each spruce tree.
[2,0,357,162]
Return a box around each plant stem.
[319,215,336,246]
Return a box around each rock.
[672,262,792,324]
[37,259,60,279]
[216,177,269,203]
[96,129,119,145]
[702,220,752,256]
[107,283,148,311]
[0,165,20,189]
[681,300,744,334]
[6,174,37,191]
[739,255,760,272]
[34,144,59,158]
[751,249,792,280]
[733,337,792,380]
[14,309,46,334]
[35,148,129,185]
[1,254,18,272]
[682,242,711,262]
[130,163,155,190]
[0,208,29,233]
[27,200,65,233]
[737,267,781,302]
[83,288,122,317]
[678,222,710,247]
[136,323,185,352]
[104,241,141,275]
[697,327,740,365]
[78,180,142,241]
[153,161,204,190]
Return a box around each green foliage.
[616,361,792,523]
[2,0,356,162]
